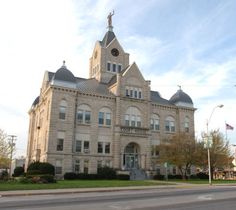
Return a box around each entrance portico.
[123,142,141,170]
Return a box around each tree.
[0,129,10,169]
[209,130,233,179]
[159,132,200,179]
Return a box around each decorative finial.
[107,10,114,31]
[178,85,181,90]
[62,60,66,68]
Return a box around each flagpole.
[225,121,228,141]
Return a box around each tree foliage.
[158,132,201,179]
[208,130,233,178]
[0,129,10,169]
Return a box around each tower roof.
[169,89,193,105]
[53,61,76,83]
[100,31,116,47]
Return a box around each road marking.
[198,194,213,201]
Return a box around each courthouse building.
[26,15,195,178]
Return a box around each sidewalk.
[0,182,211,197]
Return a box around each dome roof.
[169,89,193,105]
[53,62,76,83]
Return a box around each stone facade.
[26,20,195,178]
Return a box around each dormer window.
[125,87,142,99]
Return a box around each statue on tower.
[107,10,114,28]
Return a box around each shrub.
[97,166,116,179]
[27,162,55,175]
[18,177,33,184]
[117,174,130,180]
[0,170,8,180]
[13,166,24,177]
[40,175,56,183]
[153,174,165,180]
[64,172,77,180]
[196,172,209,179]
[26,174,56,183]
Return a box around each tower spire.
[107,10,114,31]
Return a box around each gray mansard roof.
[150,91,171,105]
[53,65,76,83]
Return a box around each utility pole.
[8,135,17,177]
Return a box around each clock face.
[111,48,119,57]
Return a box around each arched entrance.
[123,143,140,169]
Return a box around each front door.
[123,143,140,169]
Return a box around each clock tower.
[89,12,130,83]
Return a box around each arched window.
[98,107,112,126]
[59,100,67,120]
[77,104,91,124]
[184,116,190,132]
[150,114,160,131]
[124,106,142,127]
[165,116,175,132]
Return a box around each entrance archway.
[123,143,140,169]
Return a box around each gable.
[122,62,146,86]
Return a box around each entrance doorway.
[123,143,140,169]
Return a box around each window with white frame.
[184,116,190,132]
[75,140,90,153]
[59,100,67,120]
[124,106,142,127]
[98,107,112,126]
[150,114,160,131]
[57,131,65,151]
[165,116,175,132]
[84,160,89,174]
[74,160,80,173]
[151,145,159,157]
[77,104,91,124]
[106,61,122,73]
[55,160,62,174]
[97,142,111,154]
[125,87,142,99]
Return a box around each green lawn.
[0,180,169,191]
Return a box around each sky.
[0,0,235,157]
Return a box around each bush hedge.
[13,166,24,177]
[27,162,55,175]
[153,174,165,180]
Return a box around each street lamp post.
[206,104,224,185]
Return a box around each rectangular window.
[170,121,175,132]
[77,110,83,123]
[97,160,102,169]
[105,160,110,167]
[59,107,66,119]
[139,91,142,99]
[118,64,122,73]
[107,62,111,71]
[112,63,116,72]
[98,142,103,153]
[105,142,110,154]
[150,119,154,130]
[74,160,80,173]
[125,114,130,126]
[98,112,104,125]
[75,140,82,152]
[131,115,136,127]
[84,141,90,153]
[106,113,111,126]
[84,160,89,174]
[126,89,129,97]
[136,116,141,127]
[165,121,170,132]
[55,160,62,174]
[134,90,137,98]
[130,90,133,97]
[85,111,91,123]
[57,139,64,151]
[154,119,160,130]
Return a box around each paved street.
[1,186,236,209]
